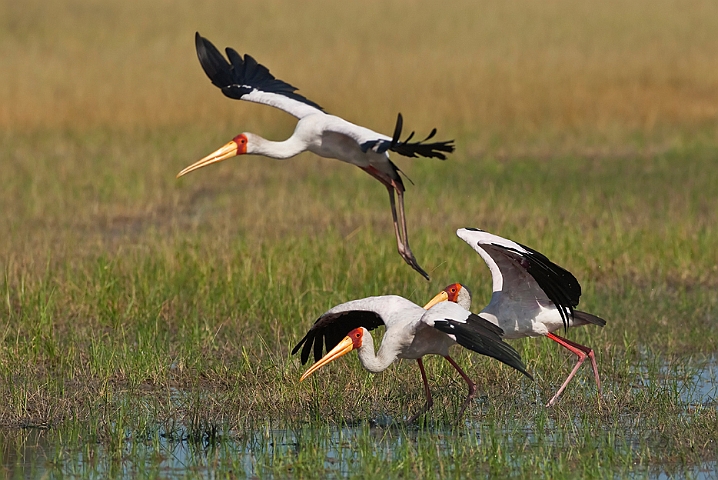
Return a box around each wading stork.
[425,228,606,407]
[292,287,532,422]
[176,33,455,280]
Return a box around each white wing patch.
[319,116,392,147]
[240,90,325,120]
[421,301,472,329]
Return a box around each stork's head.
[299,327,365,382]
[176,133,253,178]
[423,283,472,311]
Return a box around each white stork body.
[293,290,531,422]
[177,33,455,280]
[426,228,606,406]
[243,115,385,164]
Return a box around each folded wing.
[421,302,532,379]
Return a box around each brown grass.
[1,0,717,151]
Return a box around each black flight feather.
[432,313,533,379]
[195,32,325,111]
[292,310,385,364]
[498,242,582,333]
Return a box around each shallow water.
[2,356,716,479]
[678,357,717,407]
[5,420,716,479]
[632,354,717,407]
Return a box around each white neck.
[356,329,401,373]
[248,133,307,159]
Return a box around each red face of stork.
[299,327,364,382]
[423,283,472,310]
[176,134,249,178]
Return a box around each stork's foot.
[545,350,588,407]
[457,384,477,419]
[544,333,602,407]
[406,399,434,424]
[398,246,430,281]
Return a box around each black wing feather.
[498,242,582,333]
[241,51,260,81]
[292,310,385,364]
[195,32,324,111]
[360,113,455,159]
[432,313,532,379]
[196,34,234,88]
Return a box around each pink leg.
[550,333,601,394]
[545,332,601,407]
[359,167,404,252]
[385,186,406,256]
[407,358,434,423]
[444,355,477,418]
[385,185,429,279]
[360,166,429,280]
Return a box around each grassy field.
[2,0,718,477]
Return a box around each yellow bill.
[176,140,239,178]
[423,290,449,310]
[299,335,355,382]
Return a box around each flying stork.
[292,287,532,422]
[425,228,606,407]
[176,33,455,280]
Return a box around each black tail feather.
[360,113,455,160]
[391,113,403,145]
[389,113,454,160]
[573,310,607,327]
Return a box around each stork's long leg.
[407,358,434,423]
[394,187,429,280]
[444,356,477,418]
[551,333,601,393]
[545,332,601,407]
[385,186,406,258]
[360,166,429,280]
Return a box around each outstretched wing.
[360,113,455,160]
[195,32,325,119]
[456,228,582,332]
[421,302,532,379]
[292,295,422,364]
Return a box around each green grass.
[2,0,718,477]
[2,130,717,477]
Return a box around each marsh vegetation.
[1,0,717,477]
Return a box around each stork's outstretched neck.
[177,33,456,280]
